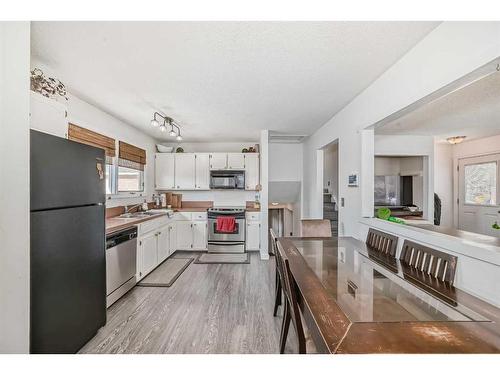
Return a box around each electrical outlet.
[341,197,345,207]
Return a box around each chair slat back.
[276,241,305,344]
[269,228,278,255]
[300,219,332,237]
[400,240,457,285]
[366,228,398,257]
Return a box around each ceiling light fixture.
[150,112,184,141]
[446,136,466,145]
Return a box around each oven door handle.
[208,241,244,246]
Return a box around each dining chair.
[300,219,332,237]
[269,228,282,316]
[276,240,306,354]
[400,239,458,286]
[366,228,398,257]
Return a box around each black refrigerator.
[30,130,107,353]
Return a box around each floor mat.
[137,258,193,287]
[194,253,250,264]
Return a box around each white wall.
[162,142,257,153]
[30,58,158,208]
[269,143,303,182]
[302,22,500,239]
[434,142,454,227]
[0,21,31,353]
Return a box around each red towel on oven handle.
[216,216,236,233]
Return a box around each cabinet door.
[195,153,210,190]
[176,221,193,250]
[168,223,176,255]
[155,153,175,190]
[30,92,68,139]
[175,154,196,190]
[138,232,158,279]
[227,153,245,169]
[209,153,227,169]
[246,222,261,251]
[244,153,260,190]
[157,225,170,263]
[192,221,208,250]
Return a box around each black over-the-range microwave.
[209,170,245,190]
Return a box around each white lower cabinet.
[138,231,159,279]
[246,212,261,251]
[192,221,208,250]
[137,217,175,281]
[175,212,208,250]
[176,221,194,250]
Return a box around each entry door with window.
[458,153,500,237]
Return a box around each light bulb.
[169,129,176,137]
[176,134,183,141]
[159,124,167,132]
[151,119,159,127]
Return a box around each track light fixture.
[150,112,184,141]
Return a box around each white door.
[195,153,210,190]
[244,153,260,190]
[246,222,261,250]
[139,232,158,279]
[227,153,245,169]
[168,223,176,255]
[157,225,170,263]
[209,153,227,169]
[155,153,175,190]
[458,153,500,237]
[30,91,68,138]
[192,221,208,250]
[175,153,196,190]
[176,221,193,250]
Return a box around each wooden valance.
[119,141,147,165]
[68,123,116,158]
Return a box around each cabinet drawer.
[246,212,260,221]
[175,212,192,221]
[192,212,207,221]
[138,216,168,236]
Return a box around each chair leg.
[279,301,291,354]
[273,278,282,317]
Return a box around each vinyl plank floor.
[80,252,300,354]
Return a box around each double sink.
[117,209,174,219]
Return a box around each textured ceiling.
[377,71,500,142]
[31,21,438,142]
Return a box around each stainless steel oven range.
[207,207,246,253]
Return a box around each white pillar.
[0,21,31,353]
[259,130,269,259]
[361,129,374,218]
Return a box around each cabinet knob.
[177,186,180,188]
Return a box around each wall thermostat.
[348,173,359,187]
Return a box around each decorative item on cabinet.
[30,68,68,101]
[242,148,249,153]
[176,147,184,153]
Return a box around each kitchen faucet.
[124,203,143,213]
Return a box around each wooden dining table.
[277,236,500,353]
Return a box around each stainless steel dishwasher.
[106,227,137,307]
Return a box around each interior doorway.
[322,140,339,236]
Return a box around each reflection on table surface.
[290,237,488,323]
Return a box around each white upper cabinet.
[244,153,260,190]
[155,153,175,190]
[175,153,196,190]
[195,153,210,190]
[227,153,245,169]
[30,92,68,139]
[155,152,260,191]
[209,153,227,170]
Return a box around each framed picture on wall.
[348,173,359,187]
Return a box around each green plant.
[376,207,391,220]
[492,222,500,230]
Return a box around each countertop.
[106,213,168,235]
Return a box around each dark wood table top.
[278,236,500,353]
